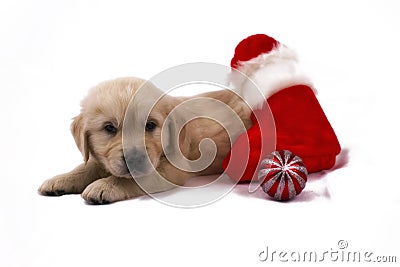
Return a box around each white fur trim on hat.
[229,44,315,109]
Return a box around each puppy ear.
[71,114,90,162]
[163,113,190,159]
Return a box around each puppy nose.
[122,149,150,176]
[123,153,146,166]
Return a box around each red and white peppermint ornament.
[259,150,308,201]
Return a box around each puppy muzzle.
[122,148,153,178]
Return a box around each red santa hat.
[223,34,341,183]
[229,34,314,110]
[231,34,279,69]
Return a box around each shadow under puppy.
[38,77,252,204]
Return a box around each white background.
[1,0,399,266]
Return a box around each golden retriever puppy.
[38,77,252,204]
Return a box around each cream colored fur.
[38,77,252,204]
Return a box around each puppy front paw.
[81,176,143,204]
[38,175,83,196]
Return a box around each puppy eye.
[145,121,157,132]
[104,124,117,135]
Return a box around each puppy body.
[39,77,252,204]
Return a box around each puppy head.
[71,77,146,177]
[71,77,188,179]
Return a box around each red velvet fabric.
[222,85,341,182]
[230,34,278,69]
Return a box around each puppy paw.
[81,176,142,204]
[38,174,86,196]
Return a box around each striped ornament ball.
[259,150,308,201]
